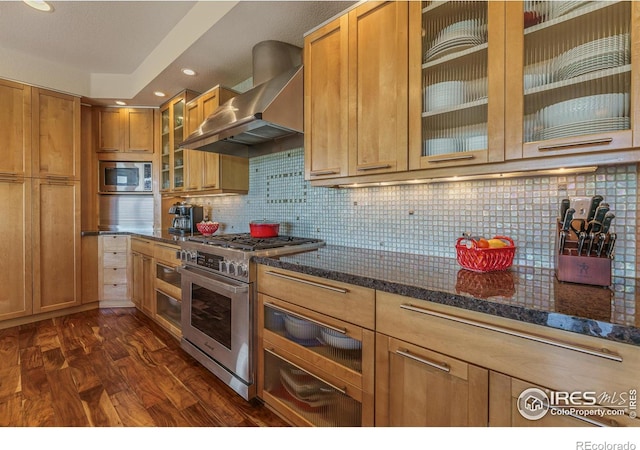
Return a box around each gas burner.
[187,233,323,251]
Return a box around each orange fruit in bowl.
[477,238,490,248]
[487,238,507,248]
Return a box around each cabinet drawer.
[154,242,180,266]
[131,237,153,255]
[376,291,640,397]
[102,251,127,268]
[257,265,375,329]
[101,235,128,252]
[103,267,128,284]
[102,283,128,300]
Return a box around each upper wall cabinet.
[0,79,31,177]
[182,86,248,195]
[504,0,639,159]
[305,1,409,181]
[160,90,198,192]
[32,88,81,180]
[95,107,155,156]
[306,0,640,187]
[409,1,505,170]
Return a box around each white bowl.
[543,93,627,128]
[320,329,361,350]
[284,315,321,340]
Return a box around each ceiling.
[0,0,356,107]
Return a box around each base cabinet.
[257,265,375,427]
[375,333,488,427]
[131,237,154,317]
[32,179,81,314]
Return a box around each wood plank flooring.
[0,307,288,427]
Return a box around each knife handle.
[562,208,575,232]
[577,232,587,255]
[606,233,617,258]
[559,198,570,222]
[585,195,604,222]
[601,212,615,234]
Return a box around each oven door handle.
[178,265,249,294]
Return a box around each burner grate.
[188,233,322,251]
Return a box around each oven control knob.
[237,263,248,278]
[227,261,236,275]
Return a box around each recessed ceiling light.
[23,1,53,12]
[154,91,166,97]
[115,100,126,106]
[182,68,197,76]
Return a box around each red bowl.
[196,222,219,236]
[249,221,279,238]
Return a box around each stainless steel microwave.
[99,161,153,193]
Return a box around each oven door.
[179,265,252,383]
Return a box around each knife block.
[554,222,612,286]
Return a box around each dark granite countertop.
[254,245,640,348]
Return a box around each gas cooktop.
[186,233,324,252]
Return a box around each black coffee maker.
[168,202,203,235]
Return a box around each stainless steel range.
[178,233,325,400]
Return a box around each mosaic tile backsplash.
[190,148,637,279]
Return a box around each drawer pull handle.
[263,301,348,335]
[427,154,475,163]
[264,347,347,395]
[310,169,339,176]
[356,163,392,171]
[265,271,348,294]
[538,138,613,151]
[396,349,450,373]
[399,303,622,362]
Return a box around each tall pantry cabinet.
[0,79,82,322]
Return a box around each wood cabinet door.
[375,333,489,427]
[0,177,32,320]
[32,178,81,313]
[304,14,350,180]
[131,251,144,309]
[95,107,122,153]
[348,1,409,176]
[32,88,80,179]
[0,79,31,177]
[504,1,636,160]
[184,98,203,191]
[124,108,154,153]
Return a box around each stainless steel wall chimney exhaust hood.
[181,40,303,158]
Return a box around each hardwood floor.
[0,307,288,427]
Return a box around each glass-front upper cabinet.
[410,1,505,170]
[172,99,185,190]
[160,107,171,191]
[505,1,636,159]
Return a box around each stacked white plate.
[548,1,592,19]
[555,34,629,81]
[534,93,629,141]
[534,117,629,141]
[425,19,487,61]
[423,137,460,156]
[540,93,628,128]
[425,81,465,110]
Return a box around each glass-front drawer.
[156,291,181,329]
[263,349,361,427]
[156,263,180,288]
[263,304,363,373]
